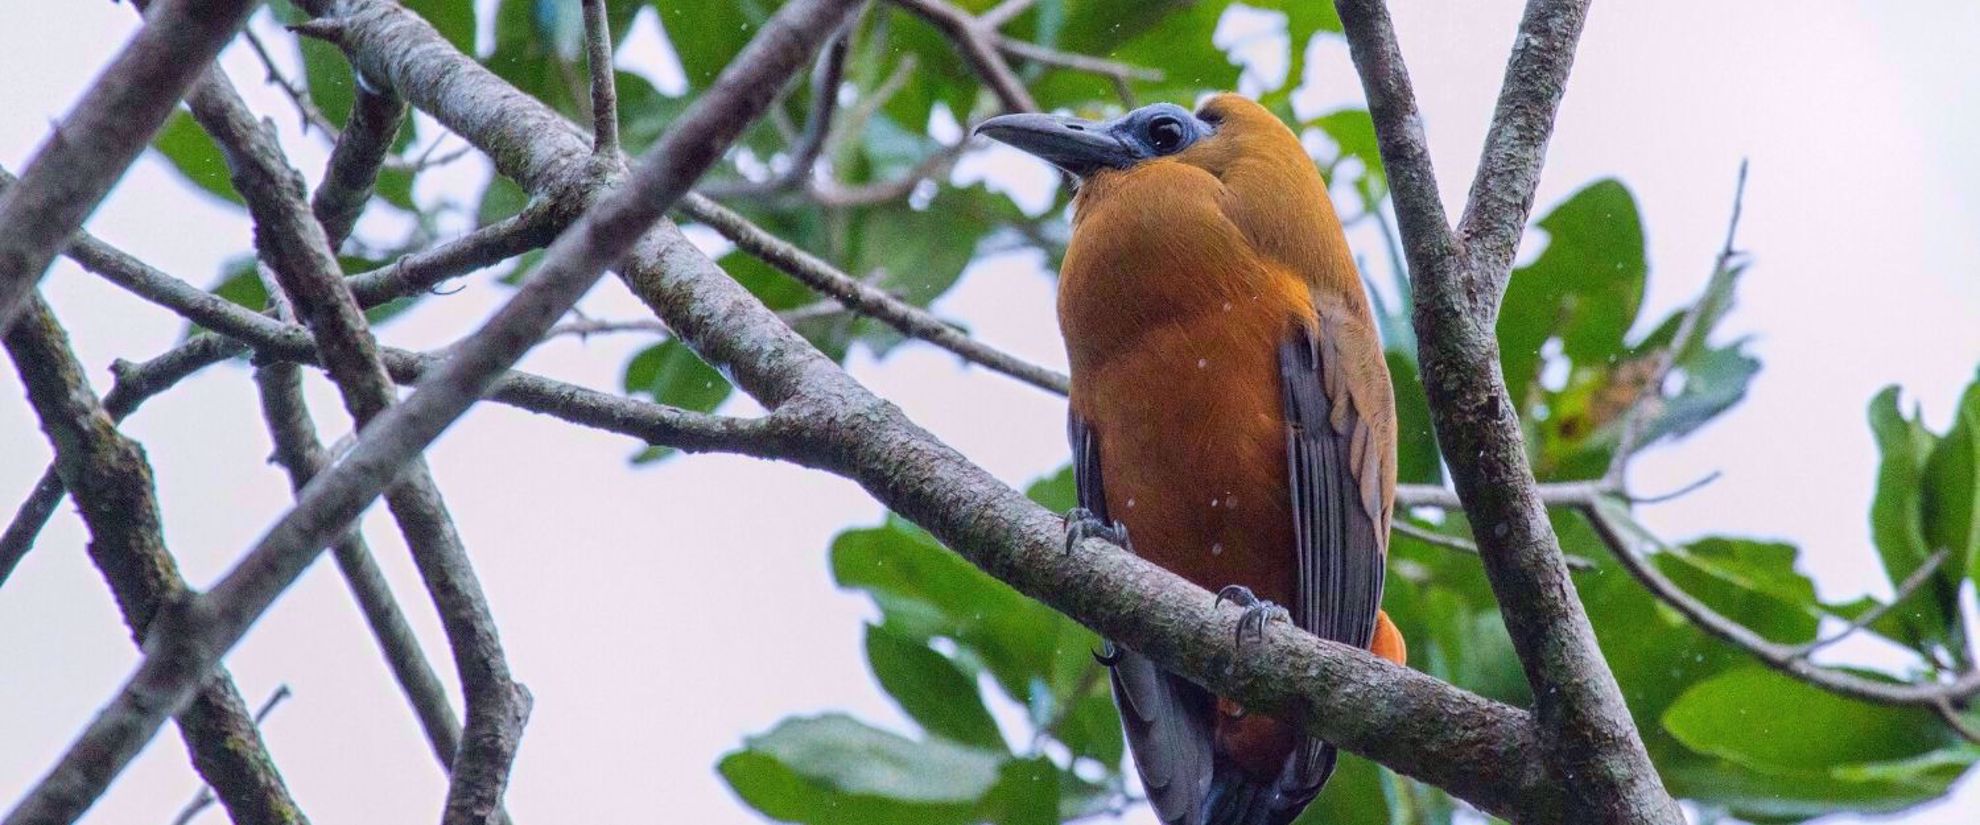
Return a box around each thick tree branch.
[3,295,307,825]
[314,0,1563,817]
[1334,1,1680,821]
[677,193,1070,394]
[1,5,853,818]
[58,222,783,458]
[0,0,258,330]
[184,64,530,824]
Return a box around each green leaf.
[1498,179,1647,413]
[613,70,688,154]
[151,111,242,206]
[299,36,356,127]
[721,714,1002,825]
[864,624,1007,752]
[1023,465,1076,513]
[1311,108,1385,206]
[832,517,1099,706]
[623,339,733,462]
[1051,690,1123,767]
[1664,667,1960,772]
[980,756,1060,825]
[654,0,784,89]
[401,0,477,54]
[1387,351,1440,485]
[1651,538,1820,646]
[1920,371,1980,583]
[1867,387,1957,650]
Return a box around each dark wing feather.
[1070,412,1216,825]
[1273,323,1386,797]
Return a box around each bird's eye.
[1147,116,1186,154]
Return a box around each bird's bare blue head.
[974,102,1217,178]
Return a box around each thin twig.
[1392,519,1595,572]
[1792,548,1953,659]
[679,192,1070,394]
[890,0,1036,112]
[1934,700,1980,745]
[61,215,782,457]
[4,295,307,825]
[701,20,853,198]
[1583,498,1980,707]
[167,686,294,825]
[1605,162,1749,489]
[185,65,529,825]
[249,294,468,777]
[243,28,341,137]
[546,316,670,340]
[0,0,260,330]
[1626,471,1722,506]
[581,0,620,155]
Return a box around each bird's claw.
[1215,585,1288,647]
[1063,507,1131,553]
[1093,640,1122,667]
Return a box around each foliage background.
[2,1,1980,824]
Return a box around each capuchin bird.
[978,94,1406,825]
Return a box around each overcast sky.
[2,2,1978,823]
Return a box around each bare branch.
[581,0,620,155]
[0,0,259,330]
[3,295,306,825]
[678,192,1069,394]
[1393,519,1595,572]
[809,139,966,207]
[312,85,409,249]
[546,316,669,340]
[253,342,469,775]
[1583,499,1980,706]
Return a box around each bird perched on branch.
[978,94,1406,825]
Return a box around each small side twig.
[700,20,852,198]
[1392,519,1596,572]
[1792,548,1953,660]
[1606,162,1749,490]
[243,28,341,137]
[581,0,619,156]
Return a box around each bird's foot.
[1214,585,1289,646]
[1063,507,1131,553]
[1093,640,1122,667]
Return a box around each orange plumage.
[982,94,1403,825]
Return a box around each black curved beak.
[974,113,1134,178]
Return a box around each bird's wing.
[1275,299,1394,795]
[1070,412,1216,825]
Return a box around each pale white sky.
[2,2,1977,824]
